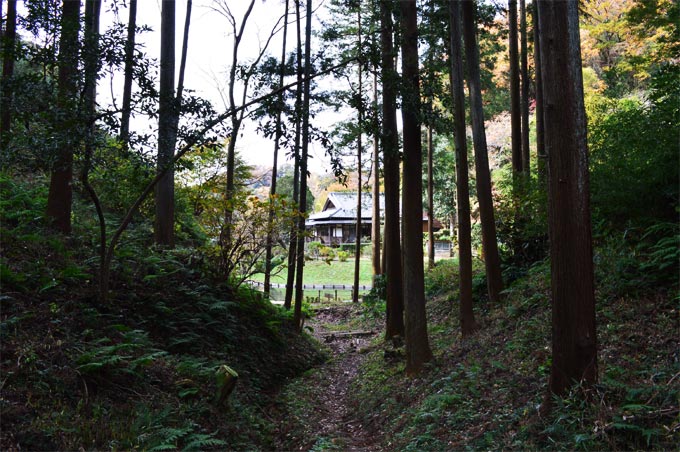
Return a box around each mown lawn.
[250,258,373,286]
[248,259,374,302]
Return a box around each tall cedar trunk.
[285,0,304,310]
[1,0,16,149]
[371,71,381,278]
[533,4,546,185]
[81,0,106,300]
[536,0,597,398]
[427,125,435,270]
[155,0,176,247]
[264,0,289,295]
[508,0,522,174]
[461,1,504,303]
[380,0,404,340]
[294,0,313,330]
[400,0,433,375]
[353,5,363,304]
[119,0,136,144]
[425,0,435,272]
[448,0,477,337]
[520,0,530,175]
[46,0,81,234]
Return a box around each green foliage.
[594,221,679,299]
[76,329,167,380]
[307,241,323,259]
[276,169,315,207]
[361,274,386,319]
[0,172,48,227]
[336,250,349,262]
[337,243,370,256]
[132,409,227,451]
[587,66,679,227]
[492,165,549,273]
[424,258,458,297]
[318,245,335,260]
[639,222,680,282]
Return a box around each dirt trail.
[272,304,383,451]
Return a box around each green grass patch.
[251,259,374,287]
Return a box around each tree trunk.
[537,0,597,398]
[285,0,304,311]
[119,0,137,145]
[533,4,546,185]
[508,0,522,175]
[222,0,256,277]
[426,125,435,270]
[449,0,477,337]
[0,0,16,150]
[46,0,81,234]
[461,1,504,303]
[371,71,381,279]
[264,0,290,296]
[380,0,404,341]
[81,0,106,300]
[155,0,176,247]
[353,5,363,304]
[174,0,191,121]
[294,0,313,330]
[520,0,530,175]
[400,0,433,376]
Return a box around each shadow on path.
[271,304,383,451]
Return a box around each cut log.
[321,331,375,342]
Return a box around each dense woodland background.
[0,0,678,450]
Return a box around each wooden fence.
[245,280,372,291]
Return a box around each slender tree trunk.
[371,71,381,279]
[222,0,256,278]
[0,0,16,150]
[520,0,530,175]
[537,0,597,399]
[285,0,304,310]
[425,0,435,272]
[294,0,313,330]
[509,0,522,175]
[380,0,404,340]
[264,0,290,296]
[81,0,106,300]
[353,5,363,304]
[427,125,435,270]
[400,0,433,375]
[155,0,176,247]
[533,4,546,185]
[46,0,81,234]
[449,0,477,338]
[174,0,191,122]
[461,1,504,303]
[119,0,137,144]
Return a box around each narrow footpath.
[270,303,383,451]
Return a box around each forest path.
[271,303,383,451]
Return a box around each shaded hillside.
[0,175,325,451]
[342,259,679,450]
